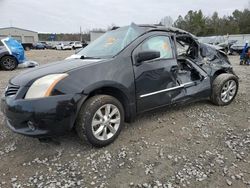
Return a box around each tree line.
[39,8,250,41]
[38,27,109,42]
[38,33,90,42]
[173,9,250,36]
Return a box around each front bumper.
[1,94,86,137]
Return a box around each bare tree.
[160,16,173,27]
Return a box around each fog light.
[27,121,36,131]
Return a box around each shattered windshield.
[78,24,145,58]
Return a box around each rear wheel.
[0,56,18,71]
[211,74,238,106]
[75,95,124,147]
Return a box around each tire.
[211,73,238,106]
[0,56,18,71]
[75,95,124,147]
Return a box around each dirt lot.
[0,50,249,188]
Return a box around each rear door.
[132,34,183,112]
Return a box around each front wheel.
[211,74,239,106]
[75,95,124,147]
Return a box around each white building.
[0,27,38,43]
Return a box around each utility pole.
[80,26,82,42]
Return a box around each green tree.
[174,10,207,36]
[174,8,250,36]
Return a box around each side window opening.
[176,36,201,82]
[176,36,198,60]
[140,36,174,59]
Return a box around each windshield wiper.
[80,56,101,59]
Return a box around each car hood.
[10,58,104,86]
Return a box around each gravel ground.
[0,50,250,188]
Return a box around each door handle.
[171,65,178,72]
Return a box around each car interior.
[175,35,202,83]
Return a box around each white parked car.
[55,42,72,50]
[69,41,82,49]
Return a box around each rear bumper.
[1,94,86,137]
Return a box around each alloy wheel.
[221,80,237,103]
[2,57,16,70]
[91,104,121,141]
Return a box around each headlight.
[25,74,68,99]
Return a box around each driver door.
[133,35,182,112]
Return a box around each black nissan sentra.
[1,24,238,147]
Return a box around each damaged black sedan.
[1,24,238,147]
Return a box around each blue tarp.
[2,37,26,64]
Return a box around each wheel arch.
[212,69,228,81]
[0,54,18,62]
[85,86,135,123]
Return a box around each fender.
[82,81,137,122]
[0,48,11,60]
[83,81,131,97]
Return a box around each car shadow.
[39,100,212,149]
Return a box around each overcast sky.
[0,0,249,33]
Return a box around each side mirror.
[136,50,161,64]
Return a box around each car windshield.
[77,24,145,58]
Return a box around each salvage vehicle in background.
[199,36,225,46]
[69,41,82,49]
[230,41,246,54]
[22,43,33,51]
[1,24,239,147]
[55,42,64,50]
[0,38,23,70]
[33,42,46,50]
[55,42,72,50]
[40,41,54,49]
[199,36,236,53]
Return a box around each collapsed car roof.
[112,23,197,39]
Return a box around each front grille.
[5,84,20,97]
